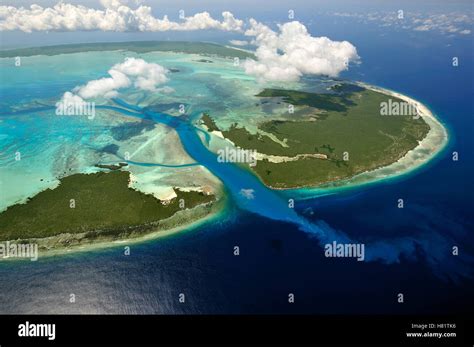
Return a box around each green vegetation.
[256,88,353,112]
[222,123,292,156]
[255,158,351,188]
[330,83,365,94]
[201,113,220,132]
[215,85,430,188]
[0,41,255,59]
[0,171,214,241]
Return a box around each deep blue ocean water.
[0,12,473,314]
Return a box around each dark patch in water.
[111,120,155,141]
[101,144,119,154]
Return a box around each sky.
[1,0,472,45]
[0,0,472,85]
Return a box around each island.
[0,171,217,250]
[0,41,447,256]
[0,41,254,59]
[201,83,437,189]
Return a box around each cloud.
[333,11,473,36]
[59,91,85,106]
[0,1,243,33]
[413,25,431,32]
[239,188,255,200]
[99,0,143,10]
[77,69,130,99]
[171,11,243,32]
[64,57,169,101]
[229,39,249,46]
[114,57,169,91]
[242,20,359,82]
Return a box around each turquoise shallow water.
[0,49,471,274]
[0,50,289,209]
[73,97,474,275]
[0,42,473,314]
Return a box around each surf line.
[4,98,470,275]
[108,97,474,279]
[109,99,344,240]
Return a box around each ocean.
[0,13,473,314]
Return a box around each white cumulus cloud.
[76,69,130,99]
[99,0,143,10]
[113,57,169,91]
[63,57,169,101]
[0,1,243,33]
[59,91,86,106]
[242,20,359,82]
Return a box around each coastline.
[0,81,449,259]
[0,196,227,261]
[282,82,449,198]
